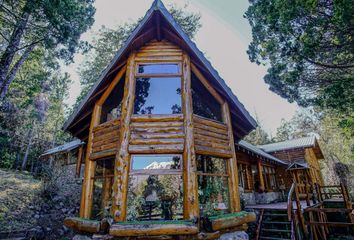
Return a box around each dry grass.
[0,168,42,232]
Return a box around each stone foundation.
[219,231,249,240]
[254,191,282,204]
[241,192,256,205]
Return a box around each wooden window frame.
[135,62,182,77]
[133,61,183,116]
[237,162,253,192]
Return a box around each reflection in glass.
[127,175,183,221]
[198,176,229,215]
[138,64,179,74]
[100,74,125,123]
[196,155,227,174]
[191,72,222,122]
[131,155,181,170]
[134,77,181,115]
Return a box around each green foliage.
[0,46,72,170]
[1,0,95,62]
[244,113,272,145]
[74,4,201,109]
[245,0,354,127]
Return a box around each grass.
[0,168,42,232]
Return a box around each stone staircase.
[258,209,292,240]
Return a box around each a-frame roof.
[64,0,256,140]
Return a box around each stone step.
[262,228,292,233]
[260,237,290,240]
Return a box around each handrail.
[255,209,264,240]
[287,182,296,221]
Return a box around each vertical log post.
[80,104,101,218]
[112,53,136,221]
[257,159,265,193]
[76,146,84,178]
[181,53,199,220]
[223,103,240,212]
[101,169,114,211]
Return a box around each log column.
[80,104,101,218]
[112,53,136,221]
[182,53,199,220]
[101,169,114,210]
[257,159,265,193]
[223,103,241,212]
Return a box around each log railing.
[287,182,309,239]
[255,209,264,240]
[305,183,354,240]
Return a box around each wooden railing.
[287,182,354,240]
[304,183,354,240]
[255,209,264,240]
[287,182,309,239]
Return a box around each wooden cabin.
[62,0,257,238]
[258,136,324,191]
[234,136,325,206]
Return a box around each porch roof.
[237,140,287,166]
[41,140,84,157]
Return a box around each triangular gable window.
[100,74,126,123]
[191,72,222,122]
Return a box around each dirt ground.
[0,167,82,239]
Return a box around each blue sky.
[62,0,299,135]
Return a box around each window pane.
[127,175,183,221]
[198,176,230,215]
[196,155,227,174]
[138,64,179,74]
[191,73,222,122]
[134,77,182,114]
[100,74,125,123]
[131,155,181,171]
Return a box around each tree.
[244,113,271,145]
[0,0,95,98]
[245,0,354,122]
[0,46,71,170]
[74,4,201,107]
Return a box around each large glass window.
[191,73,223,122]
[127,155,183,221]
[134,77,181,114]
[92,158,114,220]
[196,155,230,216]
[100,74,125,123]
[134,63,182,115]
[238,163,252,191]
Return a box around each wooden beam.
[223,103,240,212]
[101,167,113,211]
[112,52,136,221]
[97,66,127,106]
[76,146,84,178]
[182,52,199,220]
[257,159,265,192]
[191,63,224,104]
[80,104,101,218]
[156,13,161,41]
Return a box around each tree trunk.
[0,44,36,99]
[0,0,33,97]
[21,126,34,170]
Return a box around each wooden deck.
[245,200,310,210]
